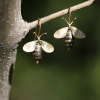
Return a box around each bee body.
[23,18,54,64]
[65,28,74,50]
[33,42,42,64]
[54,7,85,50]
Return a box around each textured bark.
[0,0,29,100]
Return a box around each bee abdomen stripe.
[33,52,42,59]
[34,49,42,51]
[65,42,74,44]
[35,45,41,47]
[34,55,42,57]
[33,53,41,55]
[65,37,73,40]
[66,45,73,48]
[33,42,42,61]
[66,44,73,46]
[66,34,72,36]
[65,29,74,49]
[65,40,74,42]
[34,57,42,59]
[67,32,71,34]
[33,51,42,53]
[66,35,73,38]
[35,47,42,49]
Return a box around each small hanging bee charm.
[23,18,54,64]
[54,7,85,50]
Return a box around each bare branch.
[0,0,28,100]
[28,0,100,30]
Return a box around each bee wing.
[23,40,38,52]
[54,27,68,39]
[40,40,54,53]
[71,26,85,39]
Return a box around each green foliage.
[10,0,100,100]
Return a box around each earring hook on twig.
[68,7,71,24]
[62,7,76,27]
[33,18,41,40]
[38,18,41,37]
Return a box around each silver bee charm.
[23,18,54,64]
[54,7,85,50]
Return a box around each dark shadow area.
[9,64,14,85]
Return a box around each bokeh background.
[10,0,100,100]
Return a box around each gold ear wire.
[70,17,76,25]
[33,18,41,40]
[62,17,69,25]
[33,32,37,40]
[33,25,38,40]
[68,7,71,24]
[38,18,41,37]
[62,7,72,26]
[40,33,47,37]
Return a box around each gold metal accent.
[66,44,69,46]
[40,33,47,37]
[33,53,41,55]
[71,18,76,25]
[67,31,69,34]
[34,57,42,59]
[33,18,47,41]
[62,17,69,25]
[38,18,41,37]
[34,49,42,51]
[66,36,72,38]
[65,40,73,42]
[66,44,73,46]
[68,48,70,51]
[35,45,42,47]
[68,7,71,24]
[36,60,39,64]
[62,7,76,27]
[70,44,73,46]
[65,40,68,42]
[34,25,37,40]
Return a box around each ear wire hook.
[62,7,76,27]
[33,18,41,40]
[40,33,47,38]
[68,7,71,24]
[62,17,69,25]
[33,25,38,40]
[38,18,41,37]
[69,7,76,26]
[62,7,71,27]
[33,32,37,40]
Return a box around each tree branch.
[28,0,100,30]
[0,0,29,100]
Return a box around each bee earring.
[54,7,85,50]
[23,18,54,64]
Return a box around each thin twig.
[28,0,100,30]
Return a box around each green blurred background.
[10,0,100,100]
